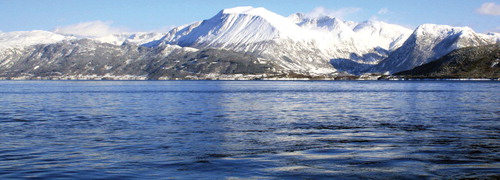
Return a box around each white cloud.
[377,8,389,15]
[476,2,500,16]
[369,8,391,22]
[305,6,361,19]
[54,21,128,37]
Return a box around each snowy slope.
[0,30,75,50]
[157,6,413,74]
[353,20,412,51]
[0,30,165,51]
[94,32,166,46]
[0,30,77,69]
[160,6,312,47]
[370,24,497,74]
[156,6,336,74]
[288,12,411,74]
[289,14,412,57]
[0,30,166,69]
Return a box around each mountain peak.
[218,6,295,30]
[293,14,348,32]
[413,24,473,35]
[221,6,253,13]
[288,13,305,23]
[220,6,272,16]
[412,24,479,44]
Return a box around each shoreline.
[0,76,498,81]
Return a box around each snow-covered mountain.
[290,13,411,52]
[0,6,499,79]
[369,24,499,74]
[155,6,412,75]
[155,6,333,74]
[0,30,166,70]
[0,39,279,80]
[0,30,165,50]
[0,30,75,50]
[292,14,413,74]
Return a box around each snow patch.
[492,59,500,68]
[0,30,75,50]
[94,32,166,46]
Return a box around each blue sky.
[0,0,499,34]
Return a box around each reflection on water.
[0,81,499,179]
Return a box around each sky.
[0,0,499,36]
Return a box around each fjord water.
[0,81,499,179]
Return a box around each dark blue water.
[0,81,499,179]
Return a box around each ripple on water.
[0,81,499,179]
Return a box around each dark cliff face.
[0,39,277,80]
[395,43,500,79]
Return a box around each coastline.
[0,75,498,81]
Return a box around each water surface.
[0,81,499,179]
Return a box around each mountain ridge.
[0,39,281,80]
[395,43,500,79]
[368,24,498,74]
[1,6,499,79]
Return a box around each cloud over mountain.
[305,6,361,19]
[377,8,389,15]
[54,21,128,37]
[476,2,500,16]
